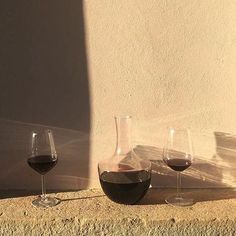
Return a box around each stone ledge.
[0,188,235,235]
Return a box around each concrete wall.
[85,0,236,188]
[0,1,236,192]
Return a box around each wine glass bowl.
[163,149,192,172]
[163,128,194,206]
[27,130,60,208]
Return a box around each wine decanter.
[98,116,151,204]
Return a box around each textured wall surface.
[84,0,236,187]
[0,1,236,190]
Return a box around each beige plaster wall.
[84,0,236,187]
[0,1,236,191]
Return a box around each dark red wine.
[27,155,57,175]
[99,170,151,204]
[166,158,191,171]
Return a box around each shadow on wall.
[134,131,236,189]
[0,1,90,196]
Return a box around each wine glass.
[27,129,60,208]
[163,128,194,206]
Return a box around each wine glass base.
[165,195,194,207]
[32,196,61,208]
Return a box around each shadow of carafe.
[214,131,236,188]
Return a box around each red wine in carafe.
[99,170,151,204]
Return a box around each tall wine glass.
[163,128,194,206]
[27,130,60,208]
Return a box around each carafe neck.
[115,116,132,155]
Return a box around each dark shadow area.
[0,189,60,200]
[0,1,90,196]
[0,188,104,201]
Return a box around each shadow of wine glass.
[0,189,105,204]
[60,194,105,202]
[214,131,236,187]
[138,188,236,205]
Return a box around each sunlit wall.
[85,0,236,188]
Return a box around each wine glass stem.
[41,175,46,200]
[177,172,181,198]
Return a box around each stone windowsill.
[0,188,235,235]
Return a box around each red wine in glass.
[165,158,192,172]
[27,155,58,175]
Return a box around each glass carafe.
[98,116,151,204]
